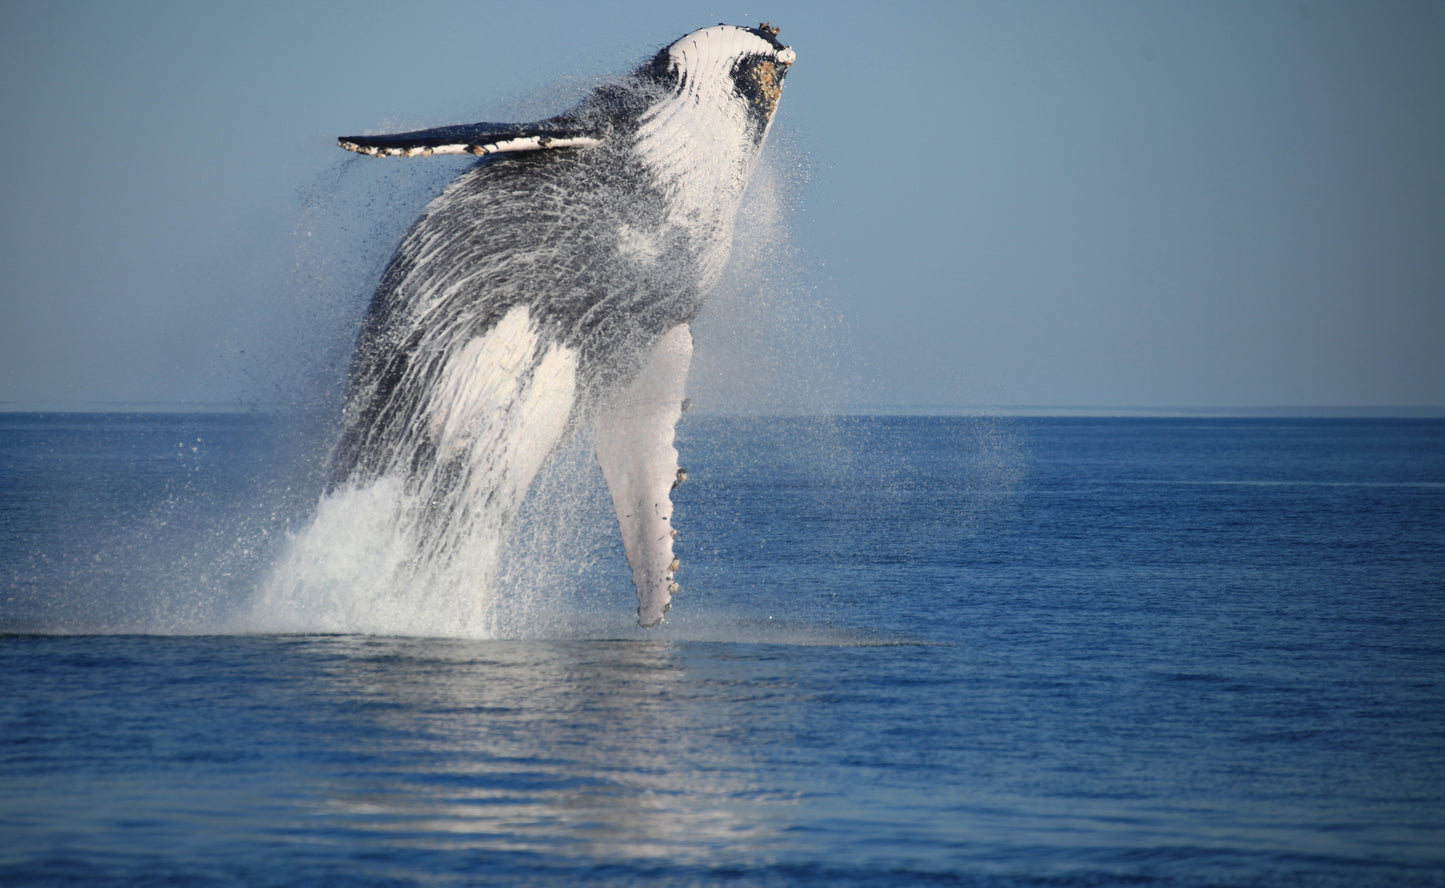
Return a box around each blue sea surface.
[2,413,1443,886]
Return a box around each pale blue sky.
[3,1,1443,411]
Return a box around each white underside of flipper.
[593,324,693,627]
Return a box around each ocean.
[2,412,1443,886]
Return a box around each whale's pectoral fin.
[339,117,603,158]
[593,325,694,628]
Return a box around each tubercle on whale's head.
[724,23,796,121]
[739,24,795,121]
[644,23,795,128]
[737,55,788,120]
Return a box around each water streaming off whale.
[245,25,796,636]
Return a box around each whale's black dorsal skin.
[328,25,795,627]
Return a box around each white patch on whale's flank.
[426,305,578,504]
[492,341,577,506]
[429,307,536,454]
[593,323,693,627]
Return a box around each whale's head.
[335,24,792,272]
[641,24,796,143]
[621,24,794,243]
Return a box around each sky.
[2,0,1443,412]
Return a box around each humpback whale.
[317,24,794,628]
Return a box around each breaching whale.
[320,24,794,628]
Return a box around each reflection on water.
[290,638,803,864]
[5,625,1444,886]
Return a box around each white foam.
[247,307,579,637]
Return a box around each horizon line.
[3,401,1444,419]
